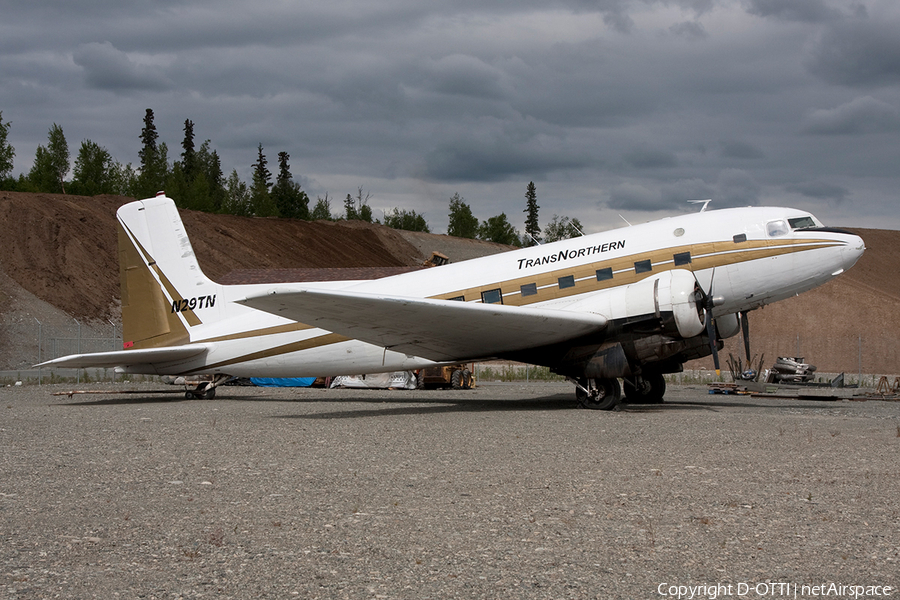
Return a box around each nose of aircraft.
[839,233,866,273]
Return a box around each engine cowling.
[655,269,706,339]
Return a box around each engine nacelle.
[578,269,705,339]
[715,312,741,339]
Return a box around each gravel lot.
[1,381,898,599]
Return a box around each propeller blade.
[740,311,751,363]
[705,310,720,375]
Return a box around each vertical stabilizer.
[117,195,222,349]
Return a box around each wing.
[35,345,208,371]
[237,288,607,361]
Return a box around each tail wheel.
[575,378,621,410]
[623,373,666,404]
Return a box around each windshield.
[788,216,817,229]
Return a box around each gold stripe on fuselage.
[433,238,842,305]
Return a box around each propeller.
[694,269,724,375]
[740,310,751,364]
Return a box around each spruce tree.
[523,181,540,246]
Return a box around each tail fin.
[117,194,222,349]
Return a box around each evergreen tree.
[0,111,14,187]
[447,192,478,238]
[250,144,276,216]
[137,108,165,197]
[543,214,584,243]
[270,151,310,219]
[181,119,196,181]
[477,213,521,246]
[523,181,540,246]
[310,194,333,220]
[384,208,430,232]
[343,193,357,220]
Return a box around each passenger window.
[558,275,575,289]
[733,233,747,243]
[673,252,691,266]
[447,295,465,302]
[767,220,788,237]
[481,288,503,304]
[634,259,652,274]
[520,283,537,297]
[596,267,613,281]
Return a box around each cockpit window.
[766,220,789,237]
[788,216,816,230]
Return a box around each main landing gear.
[570,373,667,410]
[571,377,622,410]
[622,373,666,404]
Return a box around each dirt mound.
[1,191,896,375]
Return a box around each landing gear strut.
[571,377,621,410]
[623,372,666,404]
[184,375,231,400]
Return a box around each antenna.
[618,214,632,226]
[525,233,542,246]
[688,199,712,212]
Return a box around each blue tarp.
[250,377,316,388]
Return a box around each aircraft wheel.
[185,391,196,400]
[623,373,666,404]
[575,377,621,410]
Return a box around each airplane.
[37,192,865,409]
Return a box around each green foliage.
[250,144,277,216]
[27,145,58,192]
[271,151,309,219]
[181,119,196,181]
[136,108,167,198]
[384,208,430,232]
[47,124,69,194]
[447,192,478,238]
[223,169,252,216]
[343,187,373,222]
[477,212,521,246]
[310,194,333,220]
[543,214,584,243]
[71,139,122,195]
[523,181,540,246]
[0,111,14,185]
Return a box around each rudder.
[117,194,222,349]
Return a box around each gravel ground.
[1,381,898,600]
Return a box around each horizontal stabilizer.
[237,288,608,361]
[35,345,208,371]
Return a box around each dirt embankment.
[1,191,897,374]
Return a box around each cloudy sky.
[2,0,899,233]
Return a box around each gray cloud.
[719,140,765,160]
[745,0,842,23]
[805,17,900,86]
[2,0,900,231]
[785,180,849,201]
[802,96,900,134]
[73,42,173,92]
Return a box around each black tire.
[451,369,463,389]
[416,372,426,389]
[575,378,621,410]
[462,369,472,389]
[623,373,666,404]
